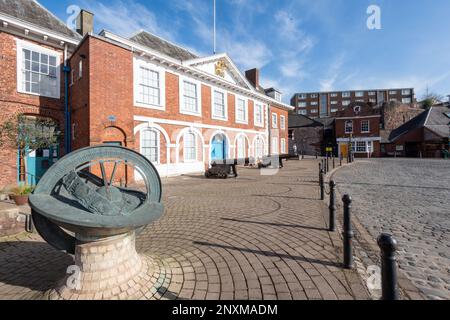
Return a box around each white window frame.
[298,102,307,107]
[183,132,197,162]
[281,138,286,154]
[254,102,264,127]
[16,39,61,99]
[345,120,353,134]
[361,120,370,133]
[402,89,411,95]
[355,91,364,97]
[310,109,318,114]
[237,135,246,158]
[280,115,286,130]
[235,95,248,124]
[331,100,338,105]
[140,129,160,164]
[311,101,318,106]
[255,136,264,159]
[78,60,83,79]
[211,86,228,121]
[310,94,318,98]
[272,113,278,129]
[343,100,351,106]
[271,137,279,154]
[298,94,307,99]
[342,92,351,98]
[133,56,166,110]
[389,90,398,95]
[368,91,376,96]
[402,97,412,104]
[330,93,338,97]
[298,109,307,115]
[179,76,202,117]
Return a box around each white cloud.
[319,54,346,91]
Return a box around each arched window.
[237,136,246,158]
[141,129,159,163]
[184,132,197,161]
[255,136,264,159]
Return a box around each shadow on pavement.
[221,218,327,231]
[0,241,72,293]
[193,241,342,268]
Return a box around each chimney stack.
[245,68,260,89]
[76,10,94,37]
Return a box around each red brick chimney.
[245,68,260,89]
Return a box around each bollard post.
[377,234,399,300]
[333,155,335,169]
[318,163,322,185]
[340,153,343,166]
[319,170,325,200]
[329,181,336,232]
[342,194,354,269]
[316,152,318,159]
[326,154,330,172]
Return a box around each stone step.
[0,201,28,237]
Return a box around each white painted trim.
[234,132,250,158]
[271,113,278,129]
[235,95,248,124]
[211,86,228,121]
[183,131,198,163]
[336,137,381,142]
[0,13,79,45]
[280,115,286,130]
[175,127,205,164]
[253,134,266,159]
[134,115,267,135]
[134,122,171,168]
[336,115,381,120]
[140,128,161,165]
[133,56,166,111]
[254,102,265,128]
[361,119,370,133]
[179,75,202,117]
[281,138,287,154]
[16,38,61,99]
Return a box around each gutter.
[63,44,71,154]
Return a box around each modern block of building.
[291,88,415,118]
[0,1,292,187]
[335,104,382,158]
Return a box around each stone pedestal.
[45,231,161,300]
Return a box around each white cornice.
[101,30,294,112]
[0,13,80,46]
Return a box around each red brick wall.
[336,117,381,138]
[0,32,65,187]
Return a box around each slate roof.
[389,106,450,142]
[0,0,81,39]
[129,30,198,61]
[288,114,324,128]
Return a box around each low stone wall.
[0,202,26,237]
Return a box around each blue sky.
[41,0,450,103]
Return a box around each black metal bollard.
[377,234,399,300]
[318,163,322,185]
[329,181,336,232]
[342,194,354,269]
[319,169,325,200]
[333,155,335,169]
[340,153,343,166]
[327,155,330,172]
[316,152,318,159]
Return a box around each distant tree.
[421,92,444,109]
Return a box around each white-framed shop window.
[361,120,370,133]
[281,138,286,154]
[16,39,61,99]
[134,57,166,110]
[237,135,246,158]
[271,137,279,154]
[272,113,278,129]
[179,76,202,116]
[345,120,353,134]
[280,115,286,130]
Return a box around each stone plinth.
[45,231,161,300]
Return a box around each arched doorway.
[211,133,227,162]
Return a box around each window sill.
[135,102,165,111]
[17,89,60,100]
[212,116,228,122]
[180,110,202,117]
[236,120,248,125]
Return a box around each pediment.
[184,54,252,90]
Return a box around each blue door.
[20,147,59,185]
[211,135,226,162]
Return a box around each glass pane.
[32,51,39,62]
[49,66,57,77]
[49,56,57,66]
[25,60,30,70]
[40,64,48,74]
[40,54,48,64]
[31,83,39,93]
[32,62,39,72]
[23,49,30,60]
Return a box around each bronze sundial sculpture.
[29,145,165,300]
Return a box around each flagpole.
[213,0,216,54]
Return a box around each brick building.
[0,0,80,187]
[335,103,382,158]
[291,88,415,118]
[0,1,292,187]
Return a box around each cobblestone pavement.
[0,159,370,300]
[334,159,450,300]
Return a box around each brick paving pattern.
[334,159,450,300]
[0,159,370,300]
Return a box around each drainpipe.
[63,44,72,155]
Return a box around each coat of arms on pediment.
[215,59,227,78]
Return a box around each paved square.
[0,159,370,300]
